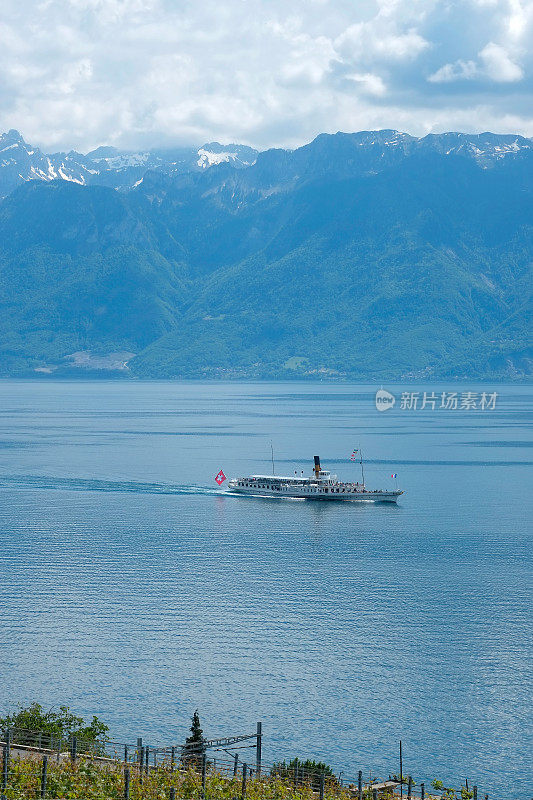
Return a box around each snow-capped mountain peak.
[197,148,238,168]
[0,130,531,200]
[0,134,261,198]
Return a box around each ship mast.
[270,441,275,476]
[360,449,365,485]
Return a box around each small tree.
[182,710,206,768]
[0,703,108,753]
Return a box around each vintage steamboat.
[228,456,403,503]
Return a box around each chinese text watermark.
[375,389,498,411]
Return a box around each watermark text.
[376,389,498,411]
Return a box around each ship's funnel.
[314,455,321,477]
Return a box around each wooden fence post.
[233,753,239,777]
[408,775,412,799]
[2,729,10,792]
[139,747,144,785]
[373,789,378,800]
[124,767,130,800]
[256,722,262,776]
[319,772,325,800]
[124,745,128,764]
[2,728,11,792]
[241,763,248,800]
[171,746,175,772]
[1,747,6,793]
[400,741,403,800]
[137,738,143,767]
[170,789,176,800]
[358,770,362,800]
[40,755,48,799]
[145,746,150,774]
[421,782,425,800]
[473,786,477,800]
[202,753,207,799]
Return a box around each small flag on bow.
[215,469,226,485]
[350,449,358,461]
[391,473,398,478]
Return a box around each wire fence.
[0,725,489,800]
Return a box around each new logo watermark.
[375,389,498,411]
[375,388,396,411]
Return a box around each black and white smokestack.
[314,455,321,476]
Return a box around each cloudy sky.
[1,0,532,152]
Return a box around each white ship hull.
[228,482,402,503]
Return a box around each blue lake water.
[0,380,531,799]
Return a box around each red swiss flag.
[215,469,226,486]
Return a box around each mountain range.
[0,128,531,380]
[0,129,258,200]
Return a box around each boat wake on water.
[0,474,221,496]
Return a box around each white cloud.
[335,23,430,64]
[346,73,387,96]
[506,0,533,41]
[48,58,93,96]
[479,41,524,81]
[0,0,531,152]
[429,41,524,84]
[276,29,337,86]
[428,60,479,83]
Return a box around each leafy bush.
[0,703,109,752]
[432,779,457,799]
[271,758,338,793]
[271,758,335,779]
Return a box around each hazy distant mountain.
[1,128,531,201]
[0,130,258,199]
[0,129,93,198]
[0,130,531,379]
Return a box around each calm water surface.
[0,381,531,798]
